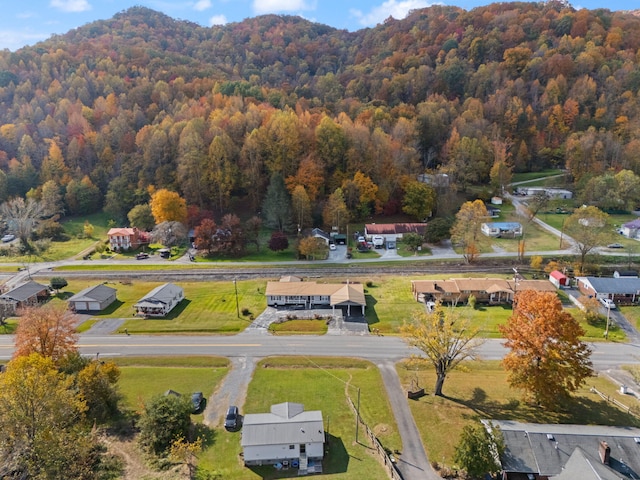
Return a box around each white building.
[481,222,523,237]
[241,402,324,474]
[133,283,184,317]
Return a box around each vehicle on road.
[1,234,15,243]
[191,392,205,413]
[607,243,624,249]
[135,252,149,260]
[224,405,239,430]
[600,298,616,309]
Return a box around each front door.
[300,444,306,454]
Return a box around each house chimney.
[599,441,611,465]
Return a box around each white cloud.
[352,0,432,27]
[49,0,92,13]
[209,14,228,26]
[194,0,212,11]
[0,30,50,51]
[252,0,315,15]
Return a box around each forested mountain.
[0,2,640,226]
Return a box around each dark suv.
[224,405,239,430]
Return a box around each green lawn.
[114,356,230,413]
[269,319,328,334]
[511,169,565,184]
[197,357,400,480]
[396,360,640,471]
[52,279,268,334]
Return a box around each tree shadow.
[446,387,640,426]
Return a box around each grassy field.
[114,356,230,414]
[197,357,400,480]
[51,279,269,334]
[396,359,640,470]
[511,169,565,184]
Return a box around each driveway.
[378,361,440,480]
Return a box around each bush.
[138,394,193,456]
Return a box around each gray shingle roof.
[135,283,183,306]
[0,280,47,302]
[68,284,116,303]
[580,277,640,295]
[494,420,640,479]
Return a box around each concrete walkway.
[377,361,440,480]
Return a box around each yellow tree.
[450,199,488,263]
[14,304,78,361]
[500,291,592,408]
[298,236,328,260]
[291,185,312,231]
[150,188,187,224]
[322,187,350,232]
[0,353,89,478]
[401,304,482,396]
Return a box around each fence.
[345,395,403,480]
[591,387,640,418]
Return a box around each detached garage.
[68,284,117,312]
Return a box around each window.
[289,445,295,450]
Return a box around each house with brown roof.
[411,277,556,305]
[364,223,427,242]
[107,227,149,251]
[265,279,366,315]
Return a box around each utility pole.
[233,279,240,318]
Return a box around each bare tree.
[0,197,47,251]
[151,221,188,247]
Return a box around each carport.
[330,284,366,315]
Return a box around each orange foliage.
[14,304,79,362]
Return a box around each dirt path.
[204,355,257,426]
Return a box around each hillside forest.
[1,2,640,238]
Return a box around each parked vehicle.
[329,243,336,250]
[135,252,149,260]
[386,241,396,249]
[372,235,384,248]
[191,392,205,413]
[600,298,616,309]
[1,234,15,243]
[224,405,240,430]
[607,243,624,249]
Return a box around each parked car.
[329,243,336,250]
[191,392,205,413]
[600,298,616,309]
[224,405,239,430]
[135,252,149,260]
[1,234,15,243]
[386,241,396,249]
[607,243,624,249]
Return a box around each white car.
[600,298,616,309]
[1,234,15,243]
[329,243,336,250]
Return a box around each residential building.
[481,222,523,238]
[516,187,573,199]
[68,284,117,312]
[241,402,324,474]
[576,276,640,305]
[364,223,427,242]
[494,420,640,479]
[265,278,366,315]
[107,227,149,251]
[133,283,184,317]
[621,219,640,239]
[0,280,49,315]
[411,278,556,305]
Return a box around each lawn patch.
[268,318,328,335]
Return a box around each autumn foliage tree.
[401,303,483,396]
[500,291,593,408]
[268,231,289,252]
[450,200,489,263]
[14,304,79,362]
[150,188,188,224]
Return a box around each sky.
[0,0,633,52]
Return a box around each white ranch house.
[481,222,523,237]
[133,283,184,317]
